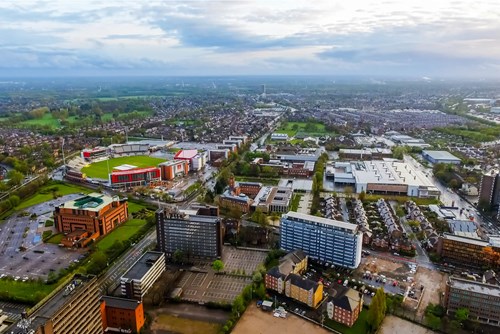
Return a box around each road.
[98,228,157,294]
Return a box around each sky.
[1,0,500,78]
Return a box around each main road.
[98,228,157,294]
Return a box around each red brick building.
[100,296,145,333]
[54,193,128,241]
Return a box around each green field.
[19,114,79,128]
[0,279,57,305]
[275,121,328,137]
[97,218,147,251]
[16,182,91,210]
[81,156,166,179]
[46,233,64,245]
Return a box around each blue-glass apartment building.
[280,211,362,269]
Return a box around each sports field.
[81,156,166,179]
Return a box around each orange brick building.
[159,160,189,180]
[100,296,145,333]
[54,193,128,239]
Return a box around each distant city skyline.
[1,0,500,78]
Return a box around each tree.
[367,288,386,332]
[212,259,224,272]
[8,195,20,208]
[7,170,24,187]
[426,313,442,330]
[252,271,263,284]
[359,190,366,202]
[172,249,184,264]
[87,252,108,275]
[455,307,469,323]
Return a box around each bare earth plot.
[379,315,437,334]
[233,303,331,334]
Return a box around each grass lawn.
[127,201,148,214]
[81,156,166,179]
[152,314,221,334]
[46,233,64,245]
[324,309,369,334]
[0,279,57,305]
[96,218,147,251]
[16,182,91,210]
[275,121,328,137]
[290,194,302,212]
[235,176,280,186]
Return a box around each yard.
[150,314,221,334]
[0,278,57,305]
[233,303,331,334]
[46,233,64,245]
[16,182,91,210]
[81,155,166,179]
[275,121,328,137]
[324,309,369,334]
[96,218,148,251]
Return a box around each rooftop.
[422,150,461,161]
[102,296,142,310]
[174,149,198,159]
[59,193,115,211]
[348,160,436,188]
[122,251,164,281]
[442,233,489,247]
[283,211,358,232]
[449,276,500,298]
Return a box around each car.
[301,310,306,316]
[14,276,20,281]
[371,292,375,297]
[294,308,299,313]
[0,274,6,279]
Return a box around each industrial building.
[54,193,128,245]
[422,150,462,165]
[328,160,440,198]
[445,276,500,327]
[100,296,145,333]
[280,212,363,269]
[120,251,166,300]
[159,160,189,180]
[339,148,392,160]
[252,186,293,213]
[8,275,102,334]
[271,133,289,141]
[109,167,161,188]
[156,206,223,260]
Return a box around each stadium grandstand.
[110,143,150,157]
[81,147,108,162]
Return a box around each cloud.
[0,0,499,77]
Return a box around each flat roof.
[102,296,142,310]
[283,211,358,232]
[442,233,489,247]
[111,166,159,176]
[449,276,500,298]
[122,251,164,281]
[350,160,436,188]
[422,150,461,161]
[174,149,198,159]
[59,193,114,211]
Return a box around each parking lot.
[0,194,84,280]
[222,247,267,275]
[175,247,265,303]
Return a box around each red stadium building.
[109,167,161,188]
[81,147,108,161]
